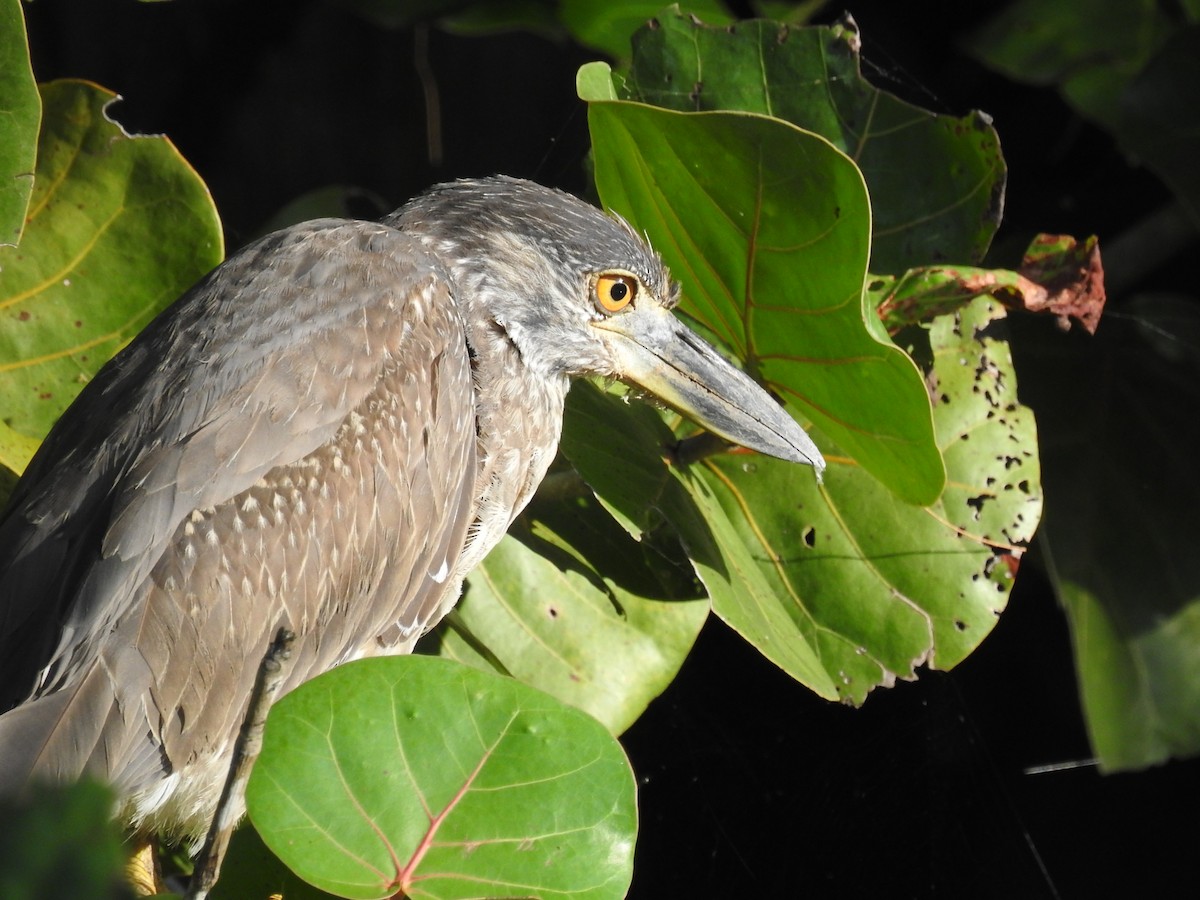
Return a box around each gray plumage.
[0,176,822,840]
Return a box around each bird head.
[392,176,824,472]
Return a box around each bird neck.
[451,303,570,584]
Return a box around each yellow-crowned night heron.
[0,176,822,841]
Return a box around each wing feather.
[0,219,479,819]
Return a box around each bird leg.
[185,628,296,899]
[124,840,160,896]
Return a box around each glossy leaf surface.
[424,462,708,734]
[623,12,1006,274]
[695,297,1040,702]
[247,656,636,900]
[0,80,222,468]
[0,0,40,247]
[584,91,945,506]
[1016,294,1200,770]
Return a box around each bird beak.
[593,306,825,473]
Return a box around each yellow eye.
[594,273,638,314]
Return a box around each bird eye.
[594,273,638,314]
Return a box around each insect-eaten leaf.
[690,296,1041,704]
[871,234,1106,335]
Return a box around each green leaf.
[694,297,1040,703]
[1118,25,1200,221]
[962,0,1171,87]
[872,267,1031,332]
[420,0,735,60]
[0,79,223,450]
[246,656,636,900]
[436,0,561,38]
[962,0,1179,132]
[620,12,1006,273]
[421,482,708,735]
[0,418,40,489]
[0,0,40,247]
[1024,293,1200,769]
[671,462,838,698]
[965,1,1200,218]
[214,826,341,900]
[559,0,731,60]
[557,379,683,540]
[0,779,132,900]
[871,233,1106,336]
[585,94,945,505]
[1059,583,1200,771]
[577,60,619,103]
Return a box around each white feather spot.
[431,557,449,583]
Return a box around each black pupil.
[609,281,628,302]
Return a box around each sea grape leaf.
[557,378,687,541]
[556,379,837,698]
[0,0,40,247]
[421,464,708,734]
[694,296,1041,703]
[247,655,636,900]
[670,461,840,698]
[962,0,1177,132]
[1117,25,1200,223]
[621,11,1007,274]
[1012,233,1106,333]
[0,80,222,456]
[558,0,731,59]
[1017,293,1200,770]
[214,826,341,900]
[0,779,130,900]
[581,83,945,506]
[871,233,1106,335]
[966,1,1200,219]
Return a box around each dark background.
[23,1,1199,896]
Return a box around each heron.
[0,176,823,848]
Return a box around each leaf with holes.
[583,91,945,506]
[0,79,222,458]
[691,296,1040,703]
[618,12,1006,274]
[246,655,636,900]
[869,233,1106,335]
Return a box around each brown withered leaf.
[1015,233,1107,333]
